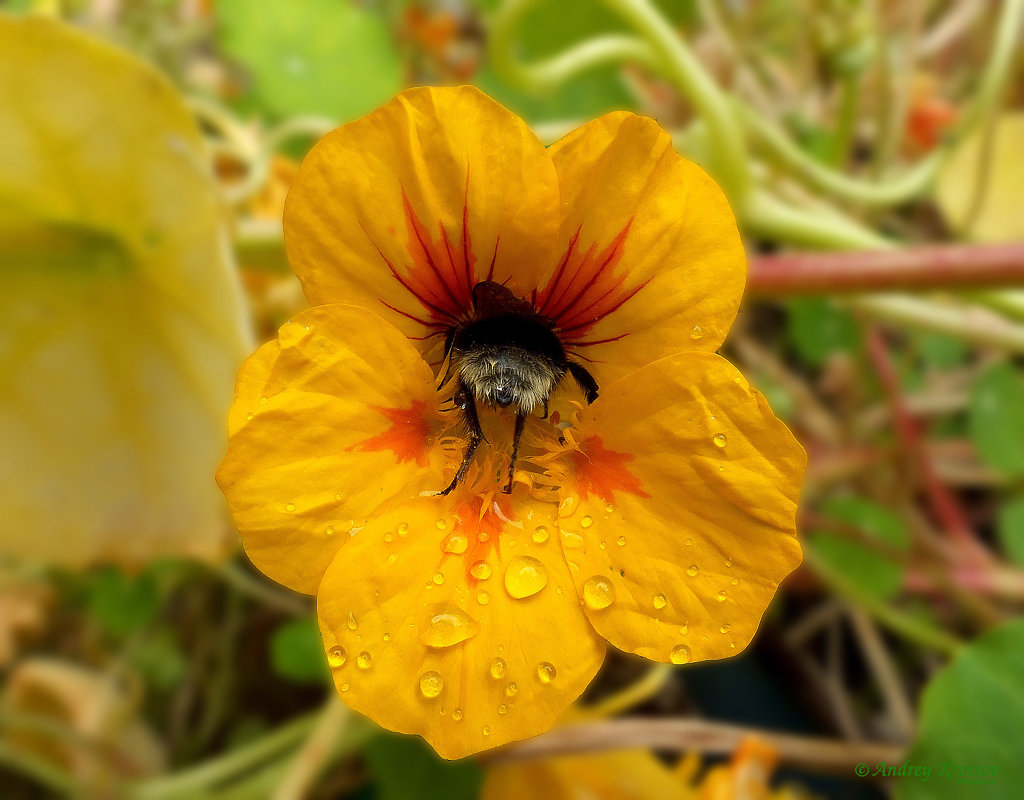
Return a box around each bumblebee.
[439,281,599,495]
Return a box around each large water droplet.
[670,644,692,664]
[580,515,593,529]
[357,651,372,670]
[720,623,731,634]
[327,646,346,668]
[583,576,615,609]
[504,556,547,599]
[421,609,480,648]
[536,662,556,683]
[470,561,491,580]
[490,657,507,679]
[653,593,668,610]
[713,433,727,448]
[532,525,549,544]
[347,612,359,631]
[686,565,699,577]
[432,572,445,585]
[690,324,704,340]
[419,671,444,698]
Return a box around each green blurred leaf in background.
[269,617,328,685]
[969,362,1024,479]
[364,733,484,800]
[786,297,863,367]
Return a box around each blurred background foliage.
[1,0,1024,798]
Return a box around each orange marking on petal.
[537,219,647,343]
[571,435,650,502]
[438,495,509,581]
[349,400,432,467]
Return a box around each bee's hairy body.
[438,281,599,496]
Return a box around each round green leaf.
[969,363,1024,479]
[786,298,862,367]
[269,618,327,685]
[997,497,1024,566]
[898,620,1024,799]
[217,0,402,121]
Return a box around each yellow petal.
[284,85,560,358]
[0,17,250,567]
[218,306,444,595]
[542,113,744,387]
[483,748,694,800]
[317,494,606,759]
[555,354,804,662]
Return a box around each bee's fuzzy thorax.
[456,346,563,413]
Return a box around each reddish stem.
[866,329,991,563]
[748,242,1024,294]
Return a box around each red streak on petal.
[349,400,431,467]
[571,435,650,502]
[440,496,509,582]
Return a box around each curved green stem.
[741,189,894,251]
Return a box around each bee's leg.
[438,328,458,390]
[541,399,549,419]
[566,361,599,404]
[439,381,483,496]
[502,411,528,494]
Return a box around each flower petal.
[540,113,745,386]
[217,306,443,595]
[555,353,804,663]
[317,495,606,759]
[284,86,560,357]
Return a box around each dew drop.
[670,644,692,664]
[599,540,607,550]
[476,591,490,605]
[478,531,490,543]
[326,525,335,535]
[536,662,556,683]
[605,503,615,514]
[245,412,254,420]
[505,682,518,698]
[532,525,550,544]
[685,537,694,547]
[443,534,468,554]
[725,558,733,567]
[383,532,394,543]
[383,632,391,641]
[653,593,668,610]
[421,608,480,648]
[387,554,398,565]
[504,556,547,599]
[720,623,731,634]
[436,518,447,530]
[482,725,491,736]
[285,503,296,512]
[731,578,740,586]
[580,515,593,529]
[690,324,704,340]
[340,682,350,692]
[679,622,689,635]
[730,641,737,649]
[616,536,626,547]
[356,651,372,670]
[686,565,699,577]
[259,396,268,405]
[490,657,507,679]
[347,612,358,631]
[470,561,492,580]
[334,493,342,501]
[498,704,508,715]
[713,433,727,448]
[718,465,726,472]
[419,671,444,698]
[327,646,346,668]
[397,522,409,536]
[717,590,727,602]
[453,708,463,721]
[583,576,615,610]
[432,572,445,586]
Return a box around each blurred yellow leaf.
[0,16,250,566]
[936,112,1024,242]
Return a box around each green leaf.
[0,17,250,567]
[269,618,327,685]
[131,630,188,691]
[810,496,910,600]
[969,362,1024,478]
[997,497,1024,566]
[364,733,484,800]
[786,297,862,367]
[87,566,161,637]
[897,620,1024,799]
[217,0,402,121]
[918,331,969,370]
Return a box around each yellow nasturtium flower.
[217,86,804,759]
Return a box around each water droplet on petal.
[679,622,689,635]
[347,612,358,631]
[340,682,350,692]
[725,558,733,567]
[498,704,507,715]
[327,646,346,668]
[482,725,491,736]
[419,671,444,698]
[421,608,480,648]
[453,708,463,721]
[731,578,739,586]
[245,412,254,420]
[714,433,727,448]
[685,538,694,547]
[432,572,445,585]
[326,525,335,535]
[383,532,394,543]
[436,518,447,530]
[532,525,549,544]
[397,522,409,536]
[653,593,668,610]
[686,565,699,577]
[583,576,615,609]
[470,561,491,580]
[616,536,626,546]
[605,503,614,514]
[285,503,296,512]
[717,590,727,602]
[690,324,704,340]
[490,657,506,679]
[536,662,556,683]
[720,623,731,634]
[357,651,372,670]
[505,682,518,698]
[476,591,490,605]
[670,644,692,664]
[580,515,593,529]
[504,556,547,599]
